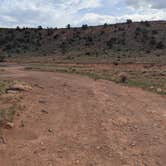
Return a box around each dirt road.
[0,65,166,166]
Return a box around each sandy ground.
[0,64,166,166]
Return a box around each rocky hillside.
[0,21,166,61]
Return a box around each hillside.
[0,21,166,63]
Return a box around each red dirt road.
[0,65,166,166]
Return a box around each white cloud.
[0,0,102,27]
[76,9,166,26]
[126,0,166,9]
[0,0,165,28]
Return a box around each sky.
[0,0,166,28]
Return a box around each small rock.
[5,122,14,129]
[130,142,136,147]
[150,86,154,89]
[6,83,32,93]
[6,90,18,94]
[41,109,48,114]
[48,128,53,133]
[75,160,80,164]
[0,136,6,144]
[157,88,162,93]
[96,146,101,150]
[118,72,128,83]
[20,120,25,128]
[40,141,44,145]
[39,100,46,104]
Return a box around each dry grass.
[25,63,166,95]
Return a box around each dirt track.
[0,65,166,166]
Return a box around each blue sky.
[0,0,166,28]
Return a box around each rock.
[118,72,128,83]
[20,120,25,128]
[130,142,136,147]
[39,100,46,104]
[41,109,48,114]
[48,128,53,133]
[6,90,18,94]
[75,160,80,164]
[96,146,101,150]
[157,88,162,93]
[150,86,154,89]
[0,136,6,144]
[6,83,32,93]
[5,122,14,129]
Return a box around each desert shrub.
[47,28,54,36]
[16,26,21,31]
[118,27,125,31]
[135,27,141,37]
[38,26,43,30]
[126,19,132,24]
[103,23,108,28]
[156,41,165,49]
[85,52,90,56]
[4,44,12,51]
[141,21,150,27]
[53,34,59,39]
[67,24,71,29]
[0,56,5,62]
[82,24,88,30]
[113,61,118,66]
[149,37,156,46]
[136,27,141,32]
[107,38,116,49]
[152,30,158,35]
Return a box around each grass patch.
[0,80,13,95]
[0,106,16,124]
[25,64,166,95]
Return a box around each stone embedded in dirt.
[96,146,101,150]
[150,86,154,89]
[41,109,48,114]
[39,100,47,104]
[6,83,32,93]
[6,90,18,94]
[75,160,80,164]
[40,141,44,145]
[118,72,128,83]
[156,88,162,93]
[130,142,136,147]
[48,128,53,133]
[20,120,25,128]
[34,84,44,89]
[4,122,14,129]
[0,136,6,144]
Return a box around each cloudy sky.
[0,0,166,28]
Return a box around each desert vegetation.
[0,21,165,65]
[25,63,166,95]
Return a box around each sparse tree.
[16,26,20,31]
[82,24,88,30]
[156,41,165,49]
[38,25,43,30]
[126,19,132,24]
[103,23,108,28]
[67,24,71,29]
